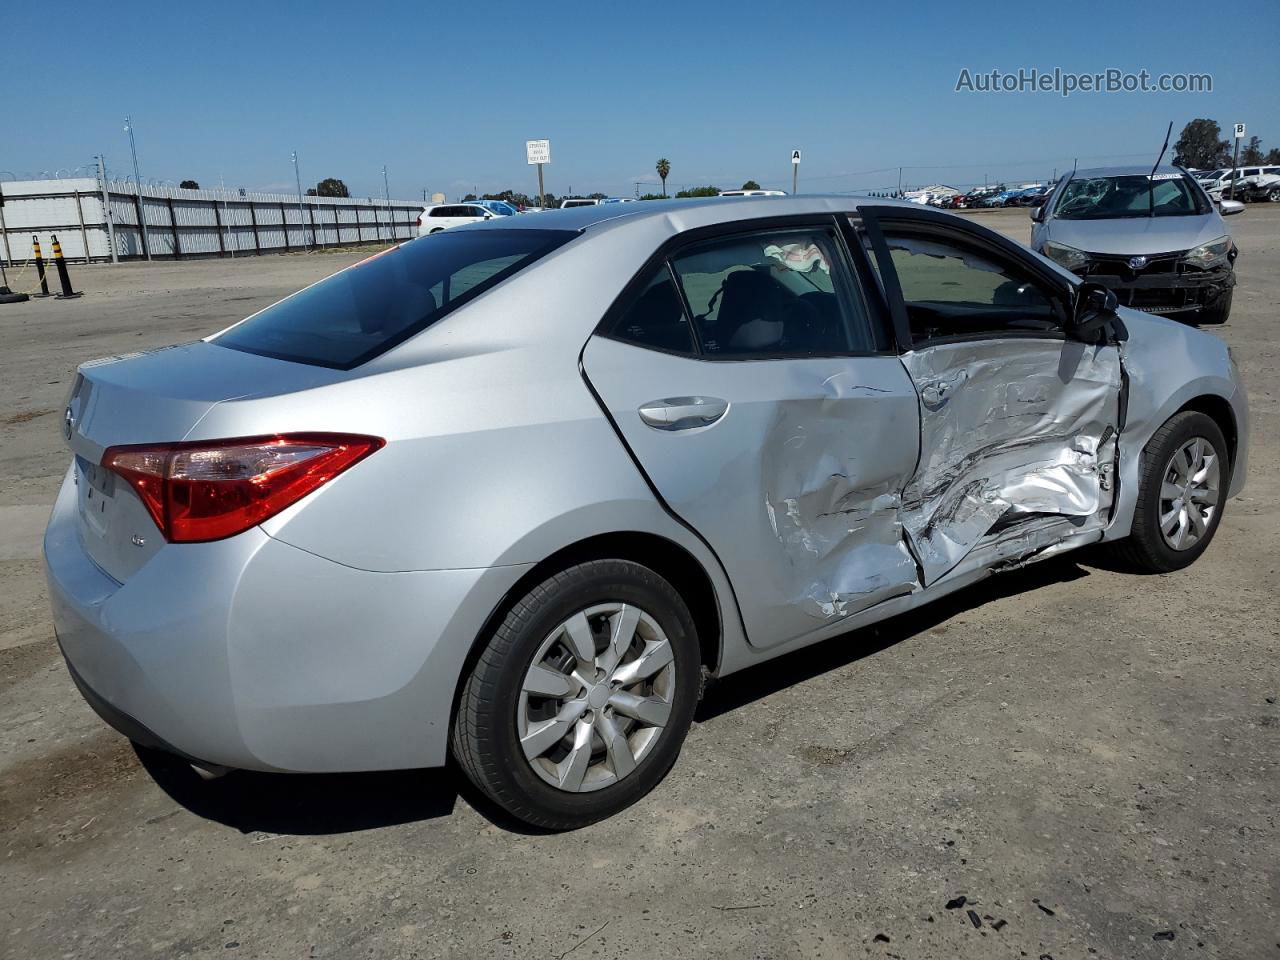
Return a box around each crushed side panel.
[759,369,921,624]
[899,339,1122,584]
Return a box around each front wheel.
[1108,411,1230,572]
[451,560,701,830]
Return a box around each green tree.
[639,193,666,201]
[311,177,350,198]
[741,180,761,190]
[1240,136,1264,165]
[1173,119,1230,169]
[676,185,720,198]
[655,158,671,197]
[1265,148,1280,164]
[179,179,200,190]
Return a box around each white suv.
[416,203,494,235]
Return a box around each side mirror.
[1219,199,1245,216]
[1071,281,1119,343]
[1029,204,1045,222]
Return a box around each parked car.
[468,199,519,217]
[1198,167,1280,201]
[982,191,1016,207]
[1234,168,1280,203]
[1010,186,1050,207]
[417,203,495,235]
[560,198,600,209]
[47,196,1248,829]
[1031,165,1242,323]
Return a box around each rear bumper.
[44,466,531,773]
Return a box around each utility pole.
[382,165,392,243]
[897,167,903,197]
[123,117,151,260]
[220,173,234,258]
[96,153,118,264]
[291,151,308,249]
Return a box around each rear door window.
[669,226,879,357]
[606,266,697,355]
[214,229,575,369]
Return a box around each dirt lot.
[1,208,1276,960]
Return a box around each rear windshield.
[214,229,574,368]
[1052,174,1209,220]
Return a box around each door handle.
[637,396,729,431]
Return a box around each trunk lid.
[64,341,344,582]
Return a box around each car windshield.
[214,229,575,368]
[1052,174,1207,220]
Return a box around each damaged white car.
[45,197,1248,829]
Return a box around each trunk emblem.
[131,535,147,547]
[63,405,76,440]
[1127,255,1149,270]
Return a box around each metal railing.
[0,178,422,265]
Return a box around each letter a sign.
[791,150,802,164]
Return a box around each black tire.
[451,559,701,830]
[1199,289,1232,325]
[1107,411,1230,573]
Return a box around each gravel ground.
[1,207,1276,960]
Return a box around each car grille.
[1082,250,1187,280]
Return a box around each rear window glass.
[214,229,574,368]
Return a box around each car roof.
[459,194,927,235]
[1069,165,1188,178]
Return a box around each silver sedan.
[45,196,1249,828]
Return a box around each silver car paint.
[1031,165,1231,256]
[44,195,1249,773]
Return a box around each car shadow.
[135,745,460,835]
[696,556,1091,723]
[136,556,1091,836]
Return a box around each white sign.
[526,139,551,165]
[1234,123,1246,138]
[791,149,802,165]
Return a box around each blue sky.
[4,0,1276,200]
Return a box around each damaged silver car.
[45,197,1249,829]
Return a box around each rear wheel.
[1199,289,1232,325]
[1108,411,1229,572]
[451,560,700,830]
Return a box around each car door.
[582,217,923,649]
[858,206,1123,585]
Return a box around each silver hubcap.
[517,603,676,793]
[1159,437,1221,551]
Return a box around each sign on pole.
[526,139,551,165]
[791,149,801,194]
[791,149,802,164]
[526,139,550,210]
[1229,124,1246,200]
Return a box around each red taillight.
[101,433,384,543]
[415,214,422,227]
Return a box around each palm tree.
[656,158,671,197]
